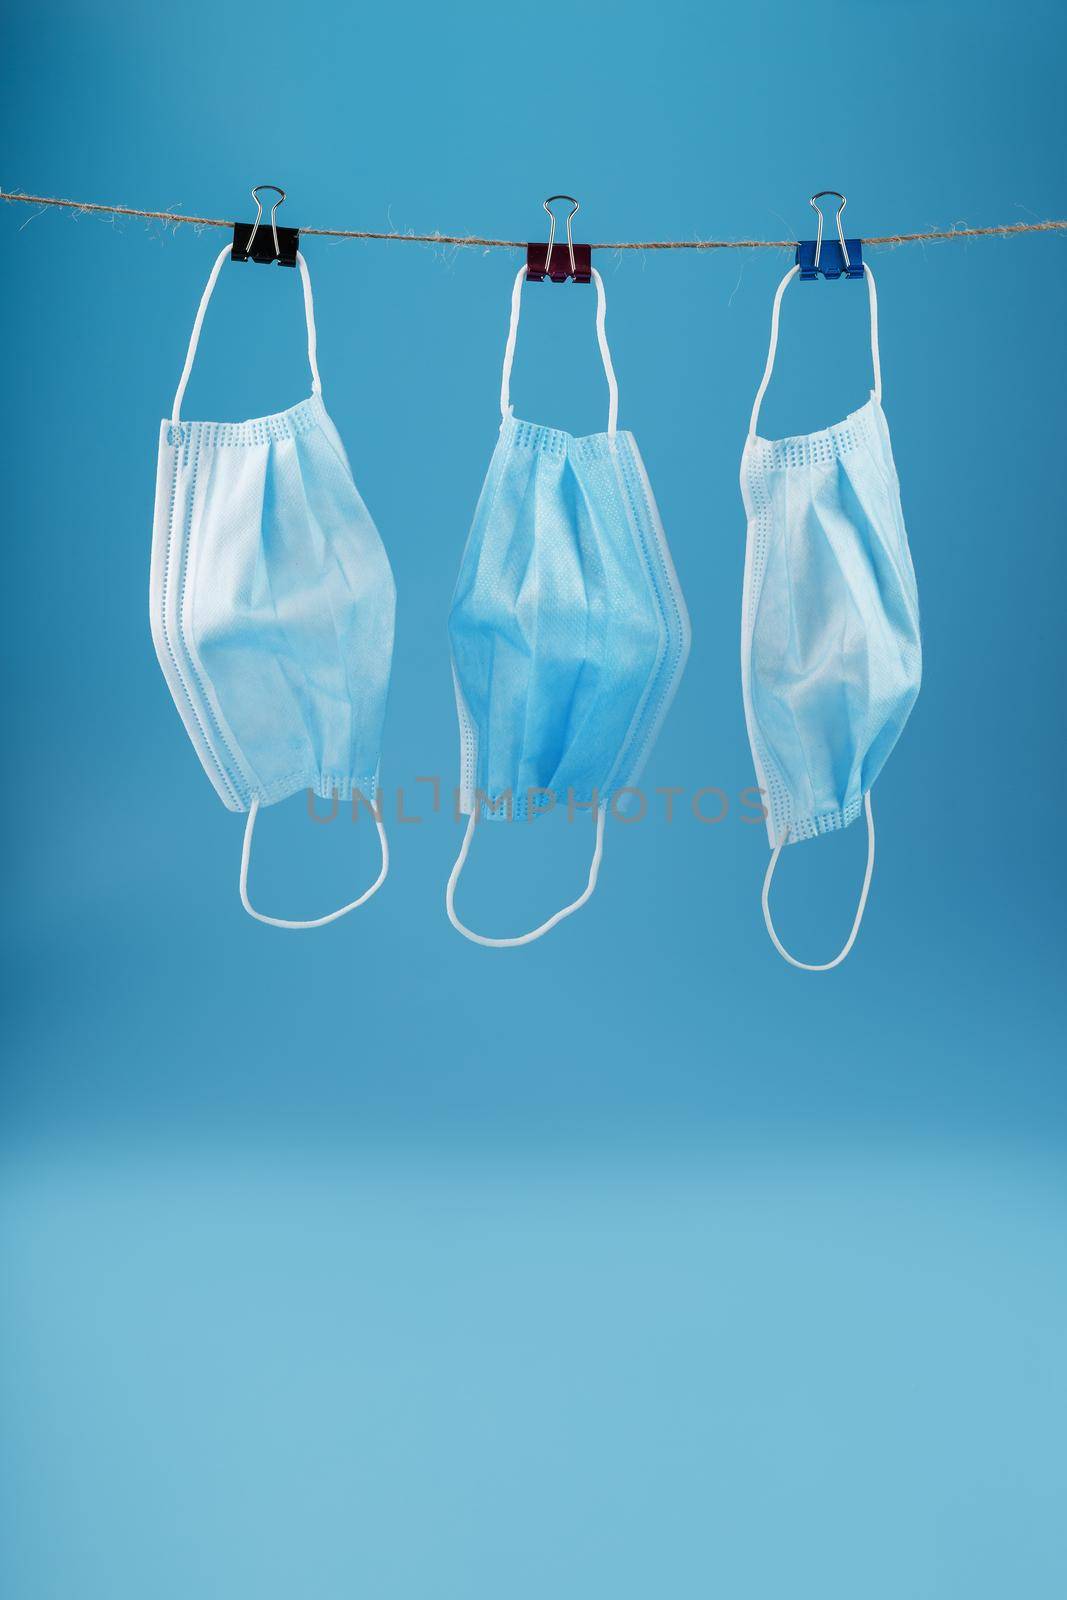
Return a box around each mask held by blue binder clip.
[796,190,864,280]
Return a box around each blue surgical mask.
[151,246,396,928]
[740,263,921,969]
[447,266,690,946]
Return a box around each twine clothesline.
[3,188,1066,252]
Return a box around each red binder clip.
[526,195,592,283]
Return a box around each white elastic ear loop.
[590,268,619,437]
[761,792,875,971]
[295,250,323,396]
[239,795,389,930]
[171,244,231,424]
[170,245,322,425]
[747,265,799,440]
[747,261,883,439]
[499,265,526,421]
[864,262,882,403]
[446,806,606,948]
[498,264,619,436]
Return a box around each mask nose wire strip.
[170,244,322,425]
[446,806,606,948]
[239,796,390,929]
[747,261,882,441]
[498,264,619,437]
[761,792,876,971]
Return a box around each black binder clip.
[796,191,864,280]
[232,185,299,267]
[526,195,592,283]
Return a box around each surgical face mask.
[150,245,396,928]
[740,263,921,969]
[446,265,690,947]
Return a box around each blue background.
[2,2,1066,1595]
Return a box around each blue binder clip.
[796,191,864,280]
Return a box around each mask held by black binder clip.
[232,184,299,268]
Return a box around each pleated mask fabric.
[446,265,690,947]
[740,262,921,969]
[150,245,396,928]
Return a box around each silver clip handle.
[542,194,580,278]
[245,184,287,260]
[810,190,851,272]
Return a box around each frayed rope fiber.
[3,189,1066,251]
